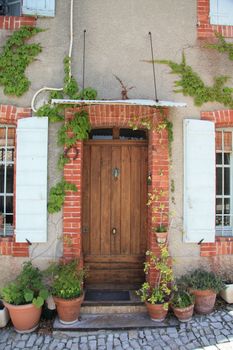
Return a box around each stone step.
[53,312,179,333]
[81,303,146,314]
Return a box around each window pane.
[5,214,13,225]
[89,129,113,140]
[224,168,230,195]
[0,165,4,193]
[224,198,230,214]
[216,168,222,195]
[216,153,222,164]
[119,129,147,140]
[216,216,222,226]
[224,153,230,165]
[6,196,13,213]
[224,216,230,226]
[0,196,3,213]
[216,198,222,214]
[6,165,14,193]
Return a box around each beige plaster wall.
[1,0,233,284]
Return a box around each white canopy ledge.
[51,99,187,108]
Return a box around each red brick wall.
[197,0,233,38]
[63,105,170,282]
[0,104,31,257]
[0,16,36,30]
[201,109,233,256]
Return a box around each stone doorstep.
[81,304,146,314]
[53,312,179,332]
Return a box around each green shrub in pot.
[178,269,225,314]
[0,262,48,332]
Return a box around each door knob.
[112,227,117,235]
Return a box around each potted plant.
[1,262,48,333]
[179,269,225,314]
[137,244,174,322]
[171,290,194,322]
[0,299,10,328]
[219,274,233,303]
[49,259,84,324]
[154,224,168,244]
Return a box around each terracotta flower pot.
[190,289,216,314]
[3,301,42,333]
[53,294,84,324]
[155,231,168,244]
[145,302,168,322]
[172,304,194,322]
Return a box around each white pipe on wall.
[31,0,74,113]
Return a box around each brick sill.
[0,16,36,30]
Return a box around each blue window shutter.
[183,119,215,243]
[15,117,48,243]
[210,0,233,25]
[22,0,55,17]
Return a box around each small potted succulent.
[171,290,195,322]
[179,269,225,314]
[137,245,174,322]
[49,259,85,324]
[1,262,48,332]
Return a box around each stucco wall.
[1,0,233,284]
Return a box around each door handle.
[112,227,117,235]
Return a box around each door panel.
[83,141,148,288]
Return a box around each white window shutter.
[183,119,215,243]
[22,0,55,17]
[210,0,233,25]
[15,117,48,243]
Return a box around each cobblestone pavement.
[1,309,233,350]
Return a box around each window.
[216,129,233,236]
[0,0,55,17]
[0,0,21,16]
[210,0,233,26]
[89,128,147,140]
[0,125,15,236]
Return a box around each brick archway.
[63,104,170,280]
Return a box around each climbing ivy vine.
[155,34,233,108]
[0,26,43,96]
[37,56,96,213]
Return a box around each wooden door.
[82,140,148,288]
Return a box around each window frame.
[216,128,233,237]
[0,124,15,237]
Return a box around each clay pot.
[3,301,42,333]
[172,304,194,322]
[155,232,167,244]
[53,294,84,324]
[190,289,216,314]
[145,302,168,322]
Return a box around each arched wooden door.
[82,137,148,289]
